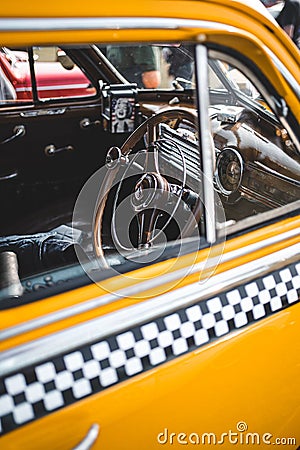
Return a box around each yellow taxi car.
[0,0,299,448]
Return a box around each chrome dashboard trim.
[0,241,299,377]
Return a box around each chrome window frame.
[196,44,216,243]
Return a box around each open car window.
[0,42,299,305]
[0,46,98,105]
[0,47,32,104]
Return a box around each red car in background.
[0,47,95,101]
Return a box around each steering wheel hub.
[131,172,169,211]
[93,108,198,259]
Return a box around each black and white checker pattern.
[1,262,300,435]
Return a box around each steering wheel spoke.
[136,209,161,248]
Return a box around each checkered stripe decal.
[1,262,300,435]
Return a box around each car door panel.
[0,220,300,449]
[0,5,299,448]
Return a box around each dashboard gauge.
[215,148,243,195]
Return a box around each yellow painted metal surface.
[0,0,299,447]
[1,302,299,449]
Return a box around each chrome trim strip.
[196,44,216,243]
[0,17,236,33]
[1,242,299,377]
[20,108,66,117]
[0,225,299,343]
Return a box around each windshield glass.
[101,45,271,112]
[98,44,195,89]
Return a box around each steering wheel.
[93,107,201,264]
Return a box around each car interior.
[0,43,299,304]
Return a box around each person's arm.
[142,70,161,88]
[136,46,161,88]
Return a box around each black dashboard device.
[101,84,138,133]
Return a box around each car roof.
[0,0,281,49]
[0,0,276,22]
[0,0,298,74]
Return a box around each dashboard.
[156,104,300,222]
